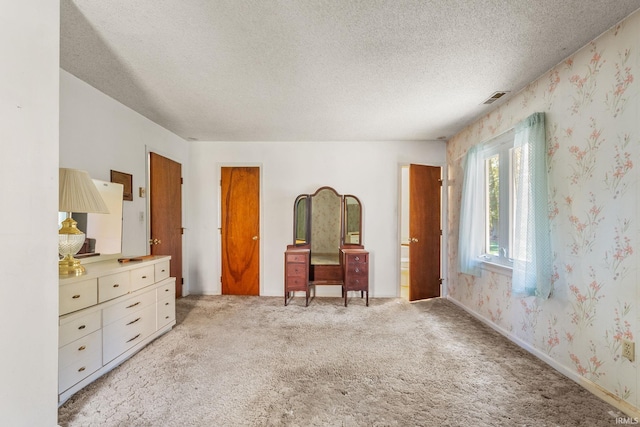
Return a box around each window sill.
[479,256,513,275]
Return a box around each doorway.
[220,166,260,295]
[149,152,183,297]
[400,164,442,301]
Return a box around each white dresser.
[58,255,176,404]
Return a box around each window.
[458,112,552,298]
[481,129,515,267]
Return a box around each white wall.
[0,1,59,425]
[188,140,446,297]
[59,68,445,300]
[59,70,190,287]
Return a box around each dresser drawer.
[59,279,98,316]
[344,276,368,291]
[286,263,307,277]
[98,271,131,303]
[59,329,102,370]
[154,260,170,282]
[286,276,308,291]
[103,304,156,363]
[158,296,176,328]
[156,279,175,300]
[58,344,102,393]
[59,310,101,347]
[286,253,307,263]
[346,263,368,276]
[131,265,155,292]
[103,288,156,326]
[347,253,367,264]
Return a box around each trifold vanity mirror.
[285,186,369,307]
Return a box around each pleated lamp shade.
[59,168,109,214]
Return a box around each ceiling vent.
[482,91,509,105]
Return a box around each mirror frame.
[342,194,363,247]
[310,186,343,252]
[292,194,311,246]
[291,186,363,248]
[59,179,124,264]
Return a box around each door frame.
[216,163,263,296]
[397,162,448,299]
[145,146,188,295]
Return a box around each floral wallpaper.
[447,11,639,410]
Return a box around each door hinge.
[181,278,184,284]
[181,177,184,184]
[440,229,443,235]
[439,278,443,284]
[181,227,185,235]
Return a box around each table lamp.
[59,168,109,275]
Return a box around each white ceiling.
[60,1,640,142]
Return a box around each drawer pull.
[72,294,81,299]
[141,276,147,279]
[78,345,86,351]
[355,268,360,273]
[126,333,141,343]
[78,366,86,373]
[127,317,141,326]
[113,284,120,288]
[126,301,141,309]
[78,325,86,330]
[354,256,360,261]
[165,316,170,319]
[165,302,170,306]
[165,288,169,292]
[161,269,166,273]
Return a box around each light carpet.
[59,295,624,426]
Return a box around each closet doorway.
[220,166,260,295]
[400,164,442,301]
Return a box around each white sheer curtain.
[458,112,552,297]
[458,145,484,277]
[512,112,552,298]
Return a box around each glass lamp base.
[59,216,87,276]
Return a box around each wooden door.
[221,167,260,295]
[149,152,183,297]
[409,164,441,301]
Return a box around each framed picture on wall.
[110,170,133,201]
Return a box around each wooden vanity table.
[284,186,369,307]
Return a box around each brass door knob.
[149,238,162,245]
[252,236,258,241]
[410,237,419,243]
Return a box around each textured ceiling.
[60,1,640,142]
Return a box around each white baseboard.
[446,296,640,419]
